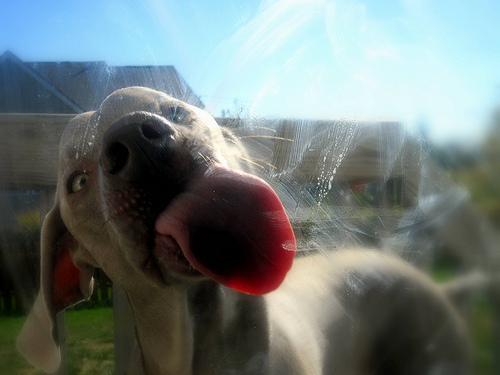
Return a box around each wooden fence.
[0,265,112,315]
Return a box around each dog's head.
[17,87,296,372]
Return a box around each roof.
[0,51,204,113]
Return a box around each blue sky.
[1,0,499,143]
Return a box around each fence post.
[113,284,136,374]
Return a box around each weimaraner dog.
[17,87,471,374]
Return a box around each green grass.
[0,306,114,374]
[0,313,36,374]
[65,307,114,375]
[431,260,495,373]
[470,294,496,374]
[0,295,496,374]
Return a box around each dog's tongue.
[155,166,296,295]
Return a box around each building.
[0,50,203,114]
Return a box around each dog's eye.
[69,173,88,193]
[167,106,189,123]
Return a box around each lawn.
[432,259,496,374]
[470,294,496,374]
[0,295,495,374]
[0,306,114,374]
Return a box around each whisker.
[239,135,294,142]
[232,126,277,134]
[224,137,240,146]
[202,143,215,151]
[197,152,211,164]
[246,157,277,170]
[237,156,266,169]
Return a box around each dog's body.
[18,87,470,374]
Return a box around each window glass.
[1,1,499,373]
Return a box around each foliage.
[433,105,500,227]
[16,209,41,233]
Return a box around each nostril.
[100,114,177,181]
[141,122,166,140]
[105,142,129,175]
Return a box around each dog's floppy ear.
[16,200,94,373]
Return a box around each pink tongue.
[155,166,296,295]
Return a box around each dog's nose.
[100,112,177,181]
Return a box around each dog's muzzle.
[98,111,297,295]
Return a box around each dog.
[17,87,471,374]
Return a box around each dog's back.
[266,250,471,374]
